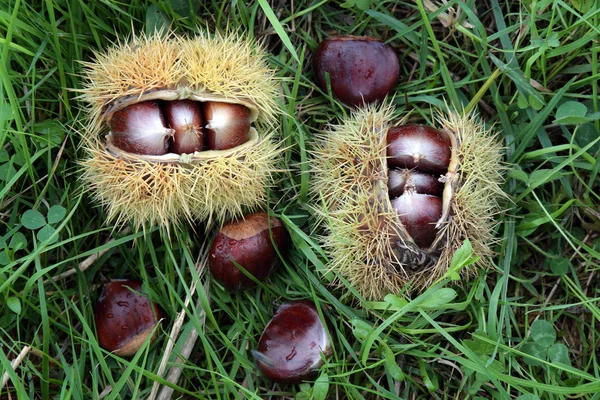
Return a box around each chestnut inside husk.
[387,124,453,250]
[107,99,254,156]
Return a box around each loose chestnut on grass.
[208,212,290,290]
[313,36,399,107]
[254,301,331,384]
[94,279,165,357]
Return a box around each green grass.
[1,0,599,399]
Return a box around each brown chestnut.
[387,125,452,174]
[94,279,165,357]
[208,212,289,290]
[163,100,204,154]
[203,102,252,150]
[254,300,331,384]
[391,192,442,248]
[108,101,174,155]
[313,36,399,107]
[388,169,444,198]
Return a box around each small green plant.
[521,319,571,368]
[21,204,66,244]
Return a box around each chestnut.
[388,169,444,198]
[208,212,289,290]
[94,279,165,357]
[387,125,452,174]
[203,102,252,150]
[163,100,204,154]
[313,36,399,107]
[108,101,174,155]
[254,300,331,384]
[391,192,442,248]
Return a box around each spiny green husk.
[77,30,282,230]
[310,103,507,300]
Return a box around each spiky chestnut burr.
[254,301,331,384]
[77,31,282,230]
[313,36,399,107]
[208,212,289,290]
[94,279,165,357]
[310,103,507,298]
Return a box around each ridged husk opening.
[310,102,507,300]
[76,30,282,230]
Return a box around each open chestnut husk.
[254,301,331,384]
[310,103,507,298]
[94,279,165,357]
[313,36,399,107]
[78,31,282,230]
[208,212,289,290]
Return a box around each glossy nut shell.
[94,279,165,357]
[387,125,452,174]
[255,301,330,384]
[208,212,289,290]
[388,169,444,198]
[391,193,443,248]
[313,36,399,107]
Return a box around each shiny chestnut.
[208,212,289,290]
[94,279,165,357]
[387,125,452,174]
[203,102,252,150]
[163,100,204,154]
[254,301,331,384]
[313,36,399,107]
[391,192,442,249]
[388,169,444,198]
[108,101,174,155]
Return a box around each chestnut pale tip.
[204,102,252,150]
[164,100,204,154]
[94,279,165,357]
[254,300,331,384]
[387,125,452,174]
